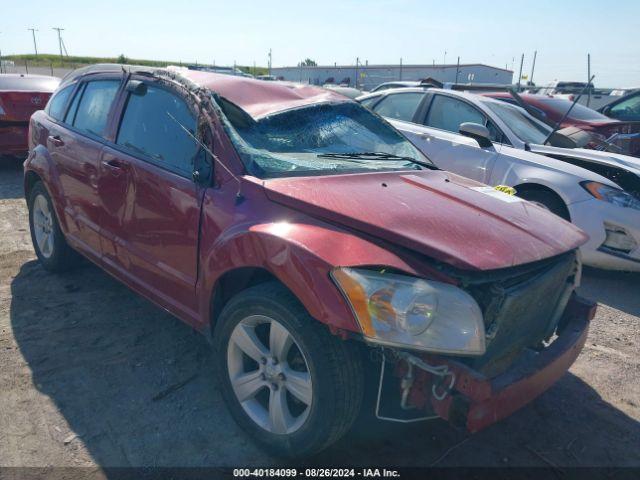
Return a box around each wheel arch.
[24,170,43,200]
[513,182,571,220]
[208,267,284,340]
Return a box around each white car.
[357,88,640,271]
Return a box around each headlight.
[581,181,640,211]
[331,267,485,355]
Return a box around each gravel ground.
[0,158,638,471]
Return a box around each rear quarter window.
[46,85,74,121]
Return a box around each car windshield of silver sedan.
[484,101,551,145]
[222,101,434,178]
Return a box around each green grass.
[2,53,268,76]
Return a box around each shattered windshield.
[218,100,433,178]
[484,101,551,145]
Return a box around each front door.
[97,81,205,322]
[413,93,498,183]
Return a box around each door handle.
[48,135,64,147]
[102,159,128,177]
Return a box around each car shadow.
[0,157,25,200]
[9,259,640,468]
[579,267,640,316]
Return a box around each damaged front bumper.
[389,294,596,432]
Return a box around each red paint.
[413,295,595,432]
[1,75,57,157]
[181,70,348,119]
[25,68,591,432]
[264,171,587,271]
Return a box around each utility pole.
[443,51,447,64]
[268,48,272,76]
[587,53,592,107]
[517,53,524,91]
[455,56,460,84]
[399,57,403,80]
[52,27,64,60]
[28,28,38,56]
[355,57,359,89]
[529,50,537,86]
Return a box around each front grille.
[459,251,579,376]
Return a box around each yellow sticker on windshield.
[494,185,517,196]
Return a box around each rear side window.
[70,80,120,138]
[373,92,425,121]
[116,85,197,175]
[609,94,640,120]
[359,96,380,109]
[425,95,485,133]
[46,85,73,121]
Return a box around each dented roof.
[61,64,351,119]
[180,69,349,118]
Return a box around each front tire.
[214,282,364,458]
[28,181,78,272]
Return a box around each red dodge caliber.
[25,65,595,457]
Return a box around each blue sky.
[3,0,639,87]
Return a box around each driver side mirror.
[459,122,493,148]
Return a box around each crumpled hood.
[263,170,588,271]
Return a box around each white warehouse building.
[270,63,513,91]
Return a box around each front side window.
[46,85,74,121]
[70,80,120,137]
[219,100,433,178]
[483,101,551,145]
[425,95,485,133]
[373,92,425,122]
[609,94,640,120]
[116,85,198,175]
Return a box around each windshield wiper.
[317,152,437,169]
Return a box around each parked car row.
[357,87,640,272]
[358,79,640,158]
[19,65,601,457]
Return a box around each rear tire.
[214,282,364,458]
[517,188,570,220]
[28,181,79,272]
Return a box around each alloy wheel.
[227,315,313,435]
[32,193,55,259]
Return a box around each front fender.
[197,219,445,334]
[490,161,592,206]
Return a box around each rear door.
[47,77,122,259]
[411,93,498,183]
[97,79,205,322]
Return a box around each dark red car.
[484,92,640,157]
[25,65,594,457]
[0,74,60,158]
